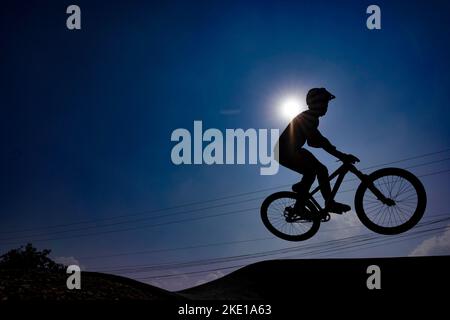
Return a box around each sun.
[280,96,304,120]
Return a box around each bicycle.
[260,160,427,241]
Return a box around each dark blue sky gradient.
[1,0,450,290]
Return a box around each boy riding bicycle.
[276,88,359,214]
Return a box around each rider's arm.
[321,141,346,159]
[306,129,346,159]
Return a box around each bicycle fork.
[351,167,395,206]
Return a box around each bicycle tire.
[355,168,427,235]
[261,191,321,241]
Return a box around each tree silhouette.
[0,243,65,272]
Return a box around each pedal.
[284,207,314,222]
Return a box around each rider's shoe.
[327,201,351,214]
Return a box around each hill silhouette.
[179,256,450,300]
[0,244,182,301]
[1,256,449,301]
[0,269,181,301]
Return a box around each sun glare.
[280,96,304,120]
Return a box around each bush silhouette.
[0,243,65,272]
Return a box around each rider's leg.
[314,161,350,212]
[315,162,332,203]
[279,149,317,210]
[292,171,315,210]
[292,151,351,213]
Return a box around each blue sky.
[1,0,450,290]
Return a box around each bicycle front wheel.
[355,168,427,235]
[261,191,321,241]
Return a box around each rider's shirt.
[277,110,331,156]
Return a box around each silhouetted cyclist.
[276,88,359,214]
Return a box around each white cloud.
[409,225,450,256]
[145,270,192,292]
[324,210,363,239]
[145,270,227,292]
[195,271,225,286]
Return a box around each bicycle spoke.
[395,205,411,221]
[267,195,314,237]
[363,173,419,228]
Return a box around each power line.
[79,236,275,261]
[135,223,450,280]
[82,212,450,266]
[0,167,449,246]
[134,222,450,280]
[315,228,449,258]
[293,224,450,259]
[361,148,450,170]
[91,216,450,274]
[137,264,245,280]
[342,156,450,183]
[0,207,259,246]
[0,197,263,241]
[2,148,449,236]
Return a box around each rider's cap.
[306,88,336,106]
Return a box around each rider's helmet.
[306,88,336,106]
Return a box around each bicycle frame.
[307,163,389,212]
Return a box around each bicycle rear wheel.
[355,168,426,235]
[261,191,321,241]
